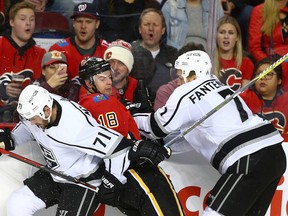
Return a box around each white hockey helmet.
[174,50,212,82]
[17,85,53,121]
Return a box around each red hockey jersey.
[79,93,140,139]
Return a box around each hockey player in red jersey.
[133,50,286,216]
[78,56,184,216]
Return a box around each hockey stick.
[165,53,288,148]
[0,148,99,193]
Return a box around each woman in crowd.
[249,0,288,89]
[241,55,288,135]
[214,15,254,91]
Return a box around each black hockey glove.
[0,128,14,155]
[128,140,171,165]
[120,98,142,115]
[133,79,153,113]
[97,171,124,207]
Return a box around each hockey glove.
[97,171,124,207]
[128,140,171,165]
[120,98,142,115]
[0,128,14,155]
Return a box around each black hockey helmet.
[78,56,111,91]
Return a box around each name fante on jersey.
[189,79,224,104]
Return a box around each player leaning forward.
[0,85,170,215]
[133,50,287,216]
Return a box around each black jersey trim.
[163,78,217,127]
[47,134,106,155]
[113,138,134,153]
[150,113,168,137]
[69,100,94,127]
[212,123,277,171]
[47,100,61,128]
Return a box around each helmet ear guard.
[174,50,212,82]
[88,76,94,85]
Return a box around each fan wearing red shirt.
[241,56,288,135]
[49,2,109,84]
[0,2,46,121]
[214,16,254,91]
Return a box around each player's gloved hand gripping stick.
[165,53,288,148]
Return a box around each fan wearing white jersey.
[133,50,287,216]
[0,85,170,216]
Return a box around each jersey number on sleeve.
[218,89,248,122]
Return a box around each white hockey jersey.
[12,94,131,184]
[134,75,283,174]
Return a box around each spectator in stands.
[96,0,160,43]
[103,39,153,114]
[241,56,288,135]
[214,15,254,91]
[249,0,288,89]
[36,50,80,102]
[221,0,264,50]
[0,1,46,122]
[49,2,109,91]
[249,0,288,61]
[130,8,178,104]
[161,0,224,50]
[153,42,205,111]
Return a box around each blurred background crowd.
[1,0,288,139]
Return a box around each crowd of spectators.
[1,1,288,215]
[0,0,288,136]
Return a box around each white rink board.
[0,142,287,216]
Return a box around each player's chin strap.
[165,53,288,148]
[0,148,99,193]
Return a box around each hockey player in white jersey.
[133,50,287,216]
[0,84,170,215]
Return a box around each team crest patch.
[93,94,109,102]
[57,39,68,47]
